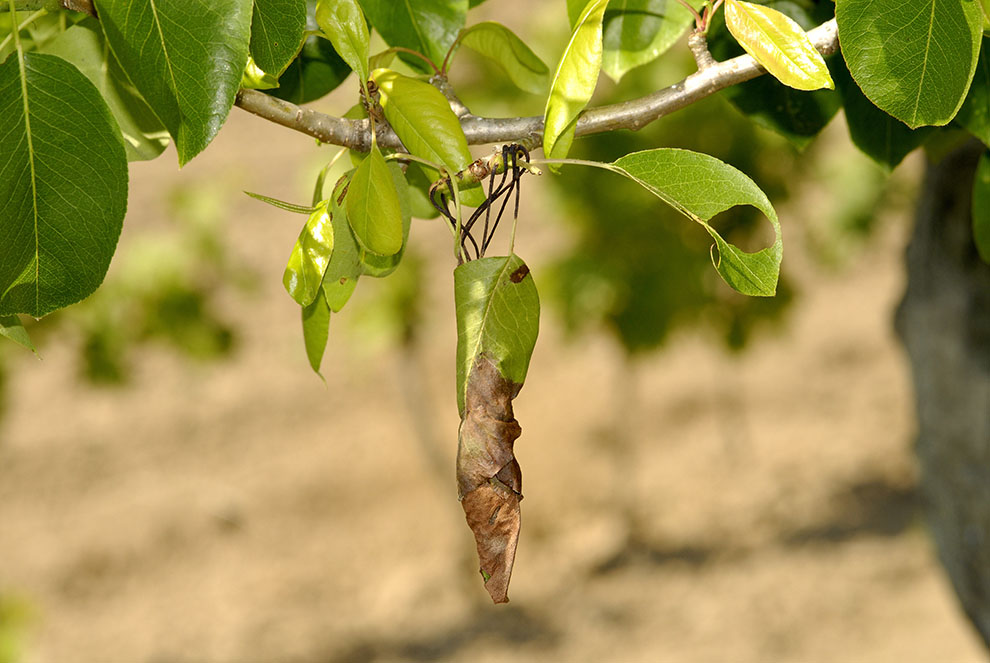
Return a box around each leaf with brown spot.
[454,255,539,602]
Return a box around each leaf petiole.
[0,7,44,54]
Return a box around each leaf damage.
[457,354,525,604]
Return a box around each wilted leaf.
[544,0,608,165]
[346,145,403,255]
[723,0,833,91]
[454,254,539,603]
[459,22,549,94]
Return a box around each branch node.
[688,31,717,71]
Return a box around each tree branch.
[1,0,94,14]
[235,18,839,152]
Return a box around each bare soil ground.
[1,110,987,663]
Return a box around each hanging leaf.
[316,0,370,82]
[602,149,782,296]
[458,22,549,95]
[251,0,307,76]
[359,162,412,277]
[723,0,833,91]
[454,254,540,603]
[345,145,404,256]
[283,201,335,306]
[301,292,331,376]
[94,0,253,165]
[322,177,363,310]
[544,0,608,165]
[956,38,990,146]
[0,315,36,354]
[973,151,990,264]
[242,55,281,89]
[835,0,983,128]
[357,0,467,72]
[40,18,170,162]
[601,0,699,82]
[0,52,128,318]
[831,55,932,170]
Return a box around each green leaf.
[956,38,990,145]
[0,52,128,317]
[283,201,335,306]
[973,151,990,263]
[601,0,699,82]
[94,0,253,165]
[40,18,170,162]
[251,0,307,76]
[458,21,549,95]
[345,145,403,255]
[831,55,932,170]
[724,0,833,91]
[245,191,321,214]
[454,254,540,416]
[316,0,369,82]
[357,0,467,71]
[269,29,351,104]
[372,68,473,180]
[836,0,983,128]
[544,0,608,165]
[0,315,36,353]
[322,176,363,308]
[359,161,412,277]
[241,54,281,89]
[301,292,331,376]
[609,149,782,296]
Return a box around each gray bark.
[896,141,990,647]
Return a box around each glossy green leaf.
[372,68,473,180]
[544,0,608,165]
[832,55,932,170]
[283,201,335,306]
[454,254,540,416]
[956,38,990,145]
[316,0,369,81]
[459,22,549,94]
[322,177,363,309]
[608,149,782,296]
[345,145,403,256]
[359,161,412,277]
[836,0,983,128]
[40,18,169,162]
[724,0,833,91]
[973,151,990,263]
[301,292,331,375]
[94,0,253,165]
[601,0,699,82]
[357,0,467,71]
[251,0,307,75]
[0,52,128,317]
[269,29,351,104]
[0,315,35,353]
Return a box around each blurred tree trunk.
[896,140,990,648]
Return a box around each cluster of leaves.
[3,0,990,601]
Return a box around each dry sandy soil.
[2,104,988,662]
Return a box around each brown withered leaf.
[457,354,524,603]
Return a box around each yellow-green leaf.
[724,0,833,91]
[543,0,608,165]
[283,201,335,306]
[345,145,404,256]
[316,0,370,82]
[459,22,549,95]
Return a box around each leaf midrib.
[147,0,181,118]
[463,257,514,403]
[15,41,39,312]
[911,0,937,125]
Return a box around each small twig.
[687,31,717,71]
[388,46,440,75]
[673,0,704,28]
